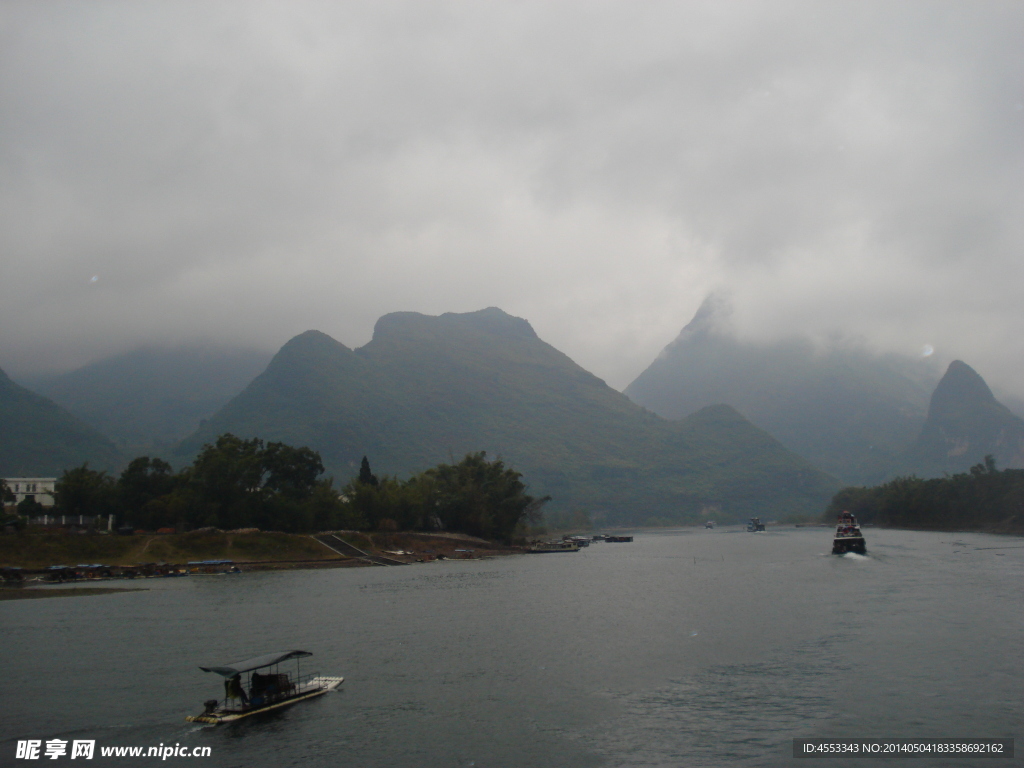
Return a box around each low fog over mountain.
[21,345,273,455]
[2,2,1023,403]
[626,296,942,484]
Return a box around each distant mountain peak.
[626,294,939,484]
[928,360,997,420]
[278,329,350,353]
[898,360,1024,476]
[667,294,733,349]
[372,307,537,343]
[263,331,354,375]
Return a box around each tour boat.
[185,650,343,724]
[832,511,867,555]
[747,518,766,532]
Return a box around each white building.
[3,477,57,507]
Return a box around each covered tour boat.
[185,650,343,724]
[832,511,867,555]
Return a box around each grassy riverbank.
[0,530,340,569]
[0,529,518,570]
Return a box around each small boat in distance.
[705,521,715,529]
[605,535,633,543]
[187,560,241,575]
[832,511,867,555]
[185,650,343,724]
[525,540,580,553]
[747,518,766,532]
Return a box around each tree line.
[5,434,546,542]
[826,456,1024,532]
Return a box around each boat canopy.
[199,650,312,677]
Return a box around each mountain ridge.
[23,344,274,454]
[0,367,122,476]
[176,307,839,524]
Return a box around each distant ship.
[747,517,766,532]
[832,511,867,555]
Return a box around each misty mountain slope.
[24,345,273,454]
[0,367,122,476]
[624,296,939,485]
[177,307,839,524]
[895,360,1024,478]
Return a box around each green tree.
[0,479,14,506]
[17,497,45,518]
[54,463,118,517]
[184,434,267,529]
[118,456,178,528]
[262,443,324,499]
[424,452,549,541]
[358,456,379,487]
[182,433,330,531]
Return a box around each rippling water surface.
[2,527,1022,767]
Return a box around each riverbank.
[0,587,148,600]
[0,529,520,572]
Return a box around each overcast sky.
[2,1,1022,394]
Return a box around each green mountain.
[0,367,122,476]
[624,296,939,485]
[176,308,839,524]
[23,345,272,455]
[895,360,1024,478]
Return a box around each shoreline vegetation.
[825,457,1024,534]
[2,440,547,544]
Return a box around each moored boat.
[832,511,867,555]
[185,650,343,724]
[187,559,241,575]
[525,540,580,553]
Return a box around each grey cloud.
[1,1,1022,393]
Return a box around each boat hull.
[186,676,343,724]
[832,537,867,555]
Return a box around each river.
[2,526,1021,767]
